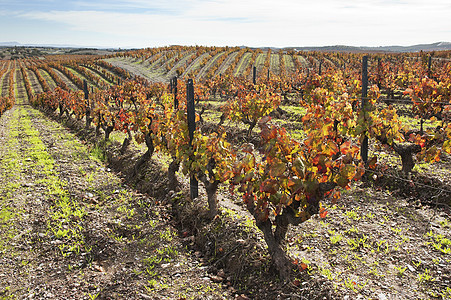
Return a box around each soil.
[38,69,57,90]
[216,51,239,76]
[51,68,79,91]
[107,58,168,83]
[26,69,44,94]
[1,70,10,97]
[0,105,234,299]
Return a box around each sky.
[0,0,450,49]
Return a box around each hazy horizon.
[1,0,450,49]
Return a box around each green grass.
[234,52,252,77]
[280,105,307,116]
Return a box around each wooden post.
[319,60,322,76]
[361,56,369,164]
[252,66,257,84]
[83,80,90,129]
[428,55,432,78]
[83,80,89,100]
[377,58,381,89]
[187,79,198,199]
[267,69,270,81]
[172,76,178,109]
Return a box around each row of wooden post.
[84,54,427,199]
[170,56,370,198]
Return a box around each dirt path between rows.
[0,70,10,97]
[51,68,79,91]
[0,104,234,299]
[106,58,168,83]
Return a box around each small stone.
[378,293,387,300]
[138,293,152,299]
[93,264,105,272]
[210,275,223,283]
[407,264,415,272]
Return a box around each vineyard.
[1,46,451,299]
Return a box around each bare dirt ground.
[0,70,10,97]
[26,69,44,94]
[0,105,236,299]
[106,57,169,83]
[51,68,80,91]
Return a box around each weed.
[88,292,99,300]
[328,230,343,244]
[393,265,407,277]
[417,269,435,283]
[89,145,106,162]
[345,210,360,222]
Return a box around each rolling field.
[1,46,451,299]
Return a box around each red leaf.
[260,179,278,194]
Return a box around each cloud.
[9,0,451,47]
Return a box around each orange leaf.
[368,156,377,169]
[323,140,339,156]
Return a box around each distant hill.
[2,41,451,53]
[0,41,114,49]
[292,42,451,53]
[0,42,21,47]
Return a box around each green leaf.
[443,140,451,154]
[291,158,305,178]
[340,164,356,180]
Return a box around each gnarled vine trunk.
[133,132,154,176]
[85,107,92,129]
[392,142,422,175]
[120,129,133,155]
[257,219,293,281]
[199,158,221,218]
[168,159,180,191]
[376,135,422,176]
